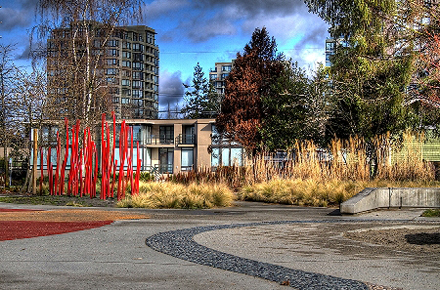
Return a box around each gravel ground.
[147,221,415,290]
[344,225,440,254]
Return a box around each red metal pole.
[54,131,61,195]
[59,118,69,195]
[47,147,53,196]
[39,147,44,194]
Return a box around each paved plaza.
[0,201,439,290]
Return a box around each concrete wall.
[340,187,440,214]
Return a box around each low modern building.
[34,118,245,174]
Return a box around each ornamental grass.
[238,179,440,207]
[117,181,234,209]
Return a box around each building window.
[222,65,232,72]
[122,89,131,96]
[133,62,143,70]
[122,70,131,77]
[210,74,217,80]
[221,73,229,80]
[122,42,131,49]
[121,98,130,104]
[122,60,131,67]
[107,39,119,47]
[106,49,119,56]
[147,32,154,44]
[106,58,118,66]
[181,149,194,171]
[122,79,130,86]
[132,89,143,97]
[211,147,243,167]
[133,43,141,51]
[132,71,143,80]
[132,80,142,89]
[159,126,174,144]
[106,77,119,85]
[113,97,119,103]
[122,51,131,58]
[159,148,173,173]
[106,68,118,75]
[133,53,143,61]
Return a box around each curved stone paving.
[146,220,397,290]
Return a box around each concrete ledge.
[340,187,440,214]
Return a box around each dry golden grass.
[117,181,235,209]
[238,178,440,207]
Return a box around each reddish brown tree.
[215,27,284,153]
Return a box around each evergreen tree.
[260,63,330,150]
[305,0,421,140]
[181,62,220,119]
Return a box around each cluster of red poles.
[39,113,141,201]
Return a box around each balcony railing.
[175,134,196,145]
[151,164,173,174]
[145,135,174,145]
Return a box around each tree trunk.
[3,138,8,189]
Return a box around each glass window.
[132,89,143,97]
[122,42,131,49]
[122,60,131,67]
[159,148,173,173]
[231,148,243,166]
[106,68,118,75]
[133,71,143,80]
[159,126,174,144]
[211,148,219,167]
[106,58,118,66]
[181,149,194,169]
[122,79,130,86]
[122,51,131,58]
[132,81,142,89]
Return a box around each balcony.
[175,134,196,146]
[145,135,174,145]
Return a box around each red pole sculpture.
[117,121,125,200]
[101,113,106,199]
[93,143,98,198]
[129,126,134,195]
[111,112,116,198]
[39,147,44,194]
[79,148,83,197]
[47,147,53,196]
[54,131,61,195]
[133,141,141,196]
[59,118,69,195]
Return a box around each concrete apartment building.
[47,24,159,120]
[209,62,233,95]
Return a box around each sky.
[0,0,329,114]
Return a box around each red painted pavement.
[0,220,113,241]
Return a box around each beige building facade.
[36,118,245,174]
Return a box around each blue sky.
[0,0,328,113]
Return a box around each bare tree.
[33,0,145,128]
[0,44,22,189]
